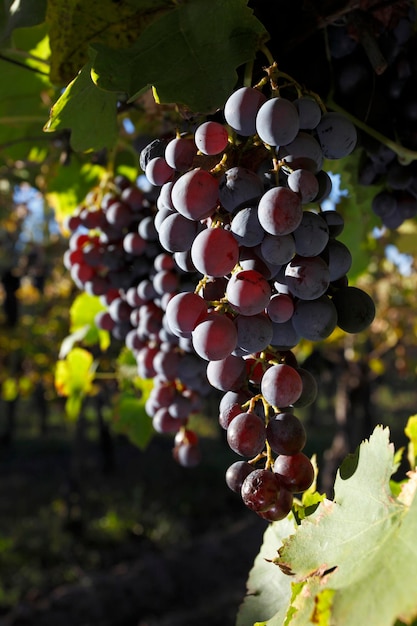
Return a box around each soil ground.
[0,420,268,626]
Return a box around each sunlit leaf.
[44,58,119,152]
[405,414,417,470]
[55,347,96,399]
[91,0,268,113]
[45,0,171,84]
[46,160,106,223]
[68,292,110,351]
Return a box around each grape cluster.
[327,3,417,229]
[63,176,211,464]
[139,65,375,521]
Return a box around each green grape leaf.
[55,347,97,419]
[269,426,417,626]
[0,24,52,161]
[44,57,119,152]
[112,382,154,450]
[236,515,296,626]
[0,0,47,42]
[91,0,268,113]
[46,160,106,222]
[405,414,417,470]
[67,292,110,352]
[45,0,171,85]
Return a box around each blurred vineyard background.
[2,1,417,624]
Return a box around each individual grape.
[332,286,375,333]
[291,295,338,341]
[225,461,255,493]
[239,246,282,280]
[258,487,293,521]
[137,278,158,302]
[138,215,158,241]
[192,311,237,360]
[82,242,102,267]
[386,161,413,190]
[226,269,272,316]
[270,319,300,350]
[277,131,324,173]
[164,136,197,171]
[121,185,144,211]
[240,468,281,512]
[218,167,264,213]
[108,297,132,323]
[267,293,294,323]
[381,208,404,229]
[292,211,329,256]
[234,313,273,353]
[105,201,134,229]
[327,23,357,58]
[171,168,218,220]
[260,363,303,408]
[154,252,176,272]
[194,121,229,155]
[145,156,175,186]
[325,239,352,281]
[152,270,178,295]
[190,227,239,277]
[224,86,267,136]
[293,96,322,129]
[287,169,320,204]
[315,111,357,159]
[258,186,303,236]
[255,97,300,146]
[218,389,252,429]
[136,344,158,378]
[260,233,295,265]
[314,170,333,202]
[80,208,106,230]
[226,412,266,457]
[157,181,175,211]
[206,354,247,391]
[321,210,344,236]
[371,190,397,219]
[165,291,207,336]
[174,442,202,468]
[153,407,185,434]
[273,452,315,493]
[158,212,200,252]
[95,309,115,332]
[173,250,196,273]
[154,205,176,232]
[292,367,318,408]
[285,255,330,300]
[122,232,147,255]
[266,412,306,455]
[169,393,194,419]
[230,206,265,247]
